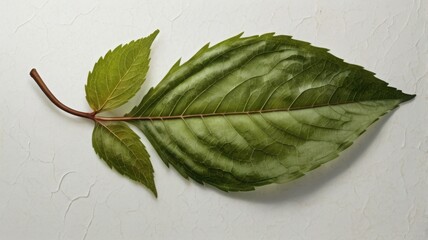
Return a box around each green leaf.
[85,30,159,112]
[128,33,414,191]
[92,121,157,196]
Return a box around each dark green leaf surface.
[128,33,414,191]
[92,121,157,196]
[85,30,159,112]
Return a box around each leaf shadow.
[210,111,395,204]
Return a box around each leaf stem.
[30,69,96,120]
[31,68,414,123]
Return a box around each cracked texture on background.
[0,0,427,239]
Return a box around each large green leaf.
[128,33,414,192]
[85,30,159,112]
[92,121,157,196]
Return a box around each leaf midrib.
[123,98,401,121]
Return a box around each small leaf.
[85,30,159,112]
[92,121,157,196]
[128,33,414,191]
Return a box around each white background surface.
[1,0,427,239]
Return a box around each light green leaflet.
[86,30,159,112]
[93,122,156,196]
[87,31,414,195]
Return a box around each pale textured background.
[1,0,427,239]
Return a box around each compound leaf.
[85,30,159,112]
[128,33,414,191]
[92,121,157,196]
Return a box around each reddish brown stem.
[30,68,96,120]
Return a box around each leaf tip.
[149,29,160,40]
[145,181,158,198]
[400,92,416,103]
[151,187,158,198]
[261,32,276,38]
